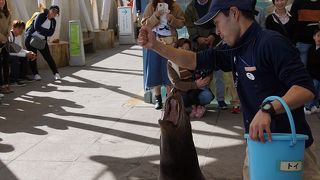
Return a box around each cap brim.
[194,10,220,25]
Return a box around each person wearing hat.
[25,5,61,81]
[138,0,320,179]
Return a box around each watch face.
[264,103,271,110]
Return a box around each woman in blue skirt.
[141,0,185,109]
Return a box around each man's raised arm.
[138,26,197,70]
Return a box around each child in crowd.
[167,38,214,118]
[305,26,320,115]
[8,20,36,86]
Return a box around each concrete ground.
[0,45,319,180]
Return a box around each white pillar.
[13,0,30,22]
[69,0,80,20]
[101,0,112,30]
[132,0,137,22]
[50,0,62,42]
[91,0,100,30]
[122,0,127,6]
[37,0,46,9]
[79,0,94,32]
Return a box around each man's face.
[314,31,320,46]
[48,9,58,19]
[213,10,241,47]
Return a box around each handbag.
[6,42,22,53]
[30,36,46,50]
[6,32,22,53]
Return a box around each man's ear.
[229,6,240,21]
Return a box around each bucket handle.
[263,96,297,146]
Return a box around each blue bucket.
[244,96,309,180]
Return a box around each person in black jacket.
[291,0,320,65]
[265,0,295,43]
[305,27,320,114]
[25,5,61,81]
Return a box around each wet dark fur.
[158,93,205,180]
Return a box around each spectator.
[0,0,12,94]
[305,26,320,115]
[8,20,36,86]
[184,0,228,109]
[141,0,185,110]
[225,72,241,114]
[291,0,320,65]
[252,0,266,28]
[266,0,295,42]
[25,5,61,81]
[168,38,214,118]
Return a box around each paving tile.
[98,130,159,146]
[203,145,245,180]
[58,161,158,180]
[77,144,149,163]
[43,127,103,144]
[0,160,11,169]
[0,160,72,180]
[0,132,48,144]
[16,143,91,161]
[0,143,35,161]
[57,162,116,180]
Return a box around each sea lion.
[158,92,206,180]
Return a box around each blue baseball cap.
[195,0,256,25]
[49,5,60,14]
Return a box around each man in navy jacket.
[138,0,320,179]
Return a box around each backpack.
[25,12,40,29]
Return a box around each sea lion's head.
[158,92,190,136]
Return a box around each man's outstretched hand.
[138,26,156,49]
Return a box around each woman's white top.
[32,18,51,40]
[8,32,30,57]
[272,9,291,25]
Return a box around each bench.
[37,41,69,69]
[93,29,115,49]
[83,32,95,53]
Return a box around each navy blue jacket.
[196,22,316,148]
[25,10,56,39]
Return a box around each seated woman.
[167,38,214,118]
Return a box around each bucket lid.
[244,133,309,141]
